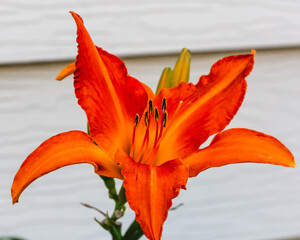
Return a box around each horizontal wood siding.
[1,0,300,64]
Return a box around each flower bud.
[155,67,173,94]
[172,48,191,85]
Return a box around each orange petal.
[96,49,150,124]
[115,150,188,240]
[185,128,296,177]
[154,82,197,121]
[156,53,254,164]
[70,12,148,156]
[11,131,122,204]
[56,62,76,80]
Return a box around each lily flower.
[11,12,295,240]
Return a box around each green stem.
[118,185,127,205]
[111,225,122,240]
[100,175,119,202]
[99,176,130,239]
[98,174,144,239]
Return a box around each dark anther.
[163,112,167,127]
[162,98,167,113]
[148,100,153,116]
[134,113,139,126]
[144,112,149,126]
[154,107,159,122]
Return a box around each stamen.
[148,100,153,116]
[140,130,150,164]
[154,107,159,122]
[156,111,165,144]
[134,113,139,126]
[148,100,183,165]
[163,112,168,127]
[136,111,151,163]
[152,107,160,150]
[129,114,139,157]
[162,98,167,113]
[144,112,149,126]
[145,106,167,165]
[134,98,182,165]
[136,124,150,163]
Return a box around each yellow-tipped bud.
[155,67,173,95]
[172,48,191,86]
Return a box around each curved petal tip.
[186,128,295,177]
[11,131,122,204]
[69,11,83,23]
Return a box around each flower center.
[130,98,182,165]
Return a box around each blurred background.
[0,1,300,239]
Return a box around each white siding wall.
[1,0,300,64]
[0,48,299,240]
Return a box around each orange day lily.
[11,12,295,240]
